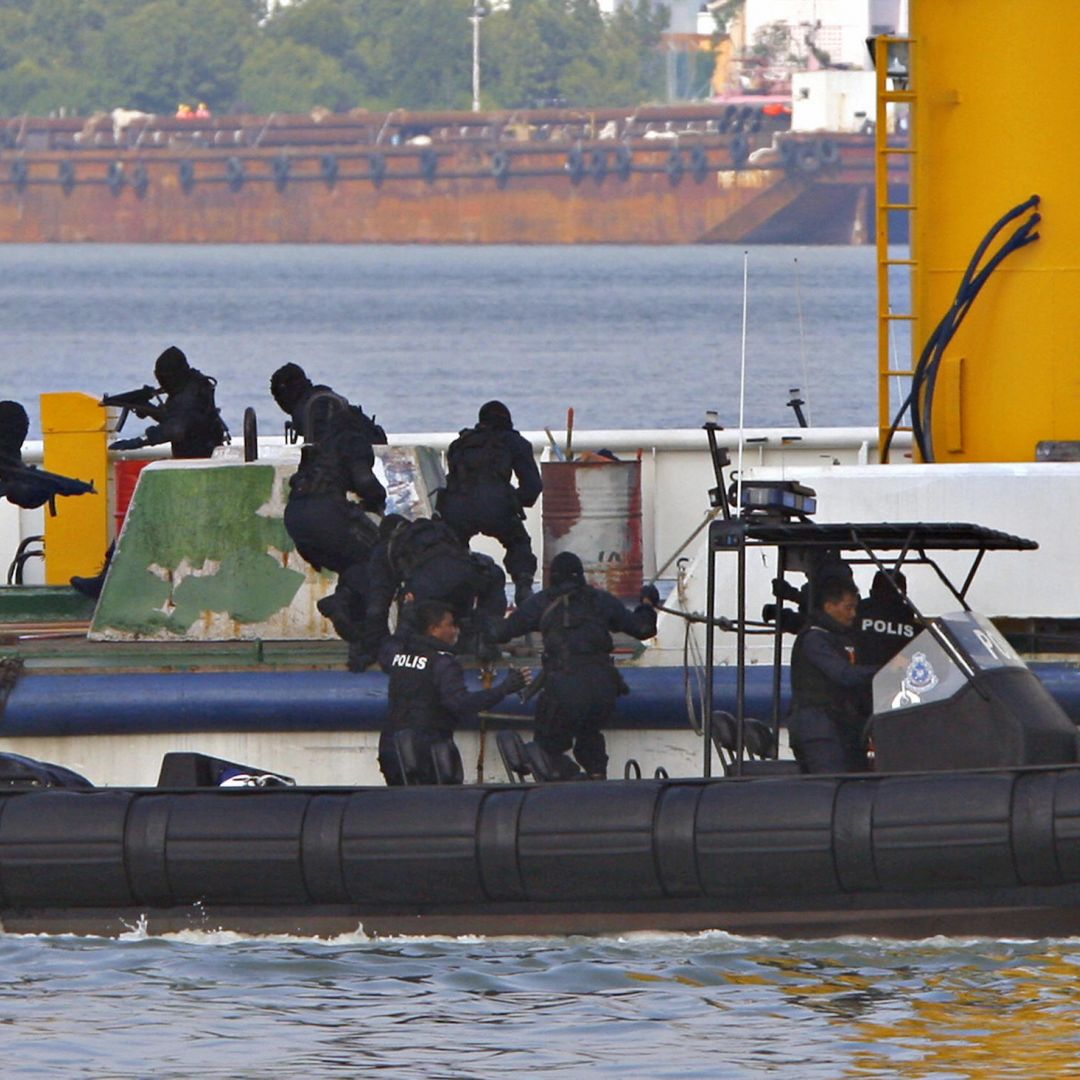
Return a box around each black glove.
[347,650,376,673]
[109,437,145,451]
[499,668,527,695]
[640,583,661,607]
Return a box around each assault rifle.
[101,385,163,431]
[0,463,96,516]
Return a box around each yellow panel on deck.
[41,392,111,585]
[913,0,1080,462]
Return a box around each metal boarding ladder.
[875,35,916,462]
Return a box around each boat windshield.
[872,611,1025,714]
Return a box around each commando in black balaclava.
[478,400,512,430]
[0,400,29,456]
[550,551,586,588]
[154,346,190,393]
[270,362,312,414]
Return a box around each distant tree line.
[0,0,670,117]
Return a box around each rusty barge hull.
[0,108,899,244]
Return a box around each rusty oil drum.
[540,459,643,600]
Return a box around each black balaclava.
[154,346,190,393]
[550,551,586,588]
[270,363,311,413]
[478,400,512,429]
[0,400,29,454]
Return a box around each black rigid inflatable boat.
[2,495,1079,940]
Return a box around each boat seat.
[711,712,801,777]
[430,737,464,785]
[392,729,425,786]
[496,729,532,783]
[522,741,583,782]
[393,730,464,785]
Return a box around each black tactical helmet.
[270,363,311,412]
[0,400,29,450]
[154,346,190,392]
[550,551,586,587]
[478,400,512,429]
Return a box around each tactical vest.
[447,426,514,490]
[539,586,615,668]
[172,370,228,458]
[790,621,861,721]
[386,637,447,733]
[387,519,462,579]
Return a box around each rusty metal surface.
[541,460,643,600]
[0,107,899,243]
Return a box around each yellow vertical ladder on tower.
[874,35,917,462]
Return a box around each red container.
[114,459,152,535]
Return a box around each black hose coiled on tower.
[883,194,1041,463]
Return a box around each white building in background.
[744,0,907,68]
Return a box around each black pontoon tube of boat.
[882,195,1040,463]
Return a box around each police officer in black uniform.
[377,599,527,785]
[269,363,386,447]
[789,578,879,774]
[109,346,228,458]
[282,391,387,667]
[438,401,542,608]
[357,514,506,667]
[856,569,919,668]
[489,551,658,780]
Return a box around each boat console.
[870,612,1079,771]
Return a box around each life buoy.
[178,159,195,194]
[10,159,27,193]
[615,144,633,180]
[420,147,438,182]
[666,146,684,185]
[106,161,124,196]
[130,163,149,198]
[369,152,386,187]
[589,147,607,183]
[320,153,339,187]
[491,149,510,187]
[273,154,290,192]
[818,138,840,168]
[730,135,750,169]
[566,146,585,185]
[690,143,708,183]
[226,155,245,191]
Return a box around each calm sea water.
[2,244,1040,1078]
[0,244,887,439]
[3,928,1080,1077]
